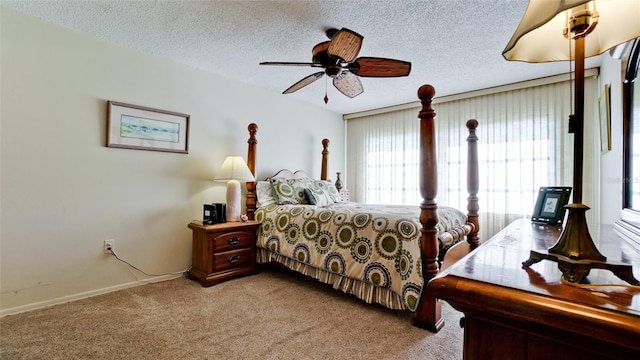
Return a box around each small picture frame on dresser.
[531,187,572,226]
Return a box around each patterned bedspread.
[254,202,467,311]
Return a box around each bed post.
[466,119,480,248]
[246,123,258,220]
[413,85,443,332]
[321,138,329,181]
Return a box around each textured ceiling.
[1,0,605,115]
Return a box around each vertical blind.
[346,76,598,240]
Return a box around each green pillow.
[271,178,311,204]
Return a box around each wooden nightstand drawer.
[213,248,253,271]
[212,230,254,252]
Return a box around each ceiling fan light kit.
[260,27,411,101]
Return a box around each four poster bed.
[244,85,480,332]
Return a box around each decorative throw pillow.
[304,186,334,206]
[255,181,277,207]
[313,180,342,203]
[271,178,311,205]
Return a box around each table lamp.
[503,0,640,284]
[215,156,255,222]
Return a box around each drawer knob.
[228,238,240,245]
[228,255,241,263]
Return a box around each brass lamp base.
[523,204,639,285]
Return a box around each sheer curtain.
[346,75,598,240]
[346,110,421,205]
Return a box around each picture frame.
[107,101,190,154]
[599,83,611,153]
[531,187,572,226]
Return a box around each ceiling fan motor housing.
[325,65,342,78]
[312,41,344,75]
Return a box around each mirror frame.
[616,38,640,249]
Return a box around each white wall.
[0,9,344,314]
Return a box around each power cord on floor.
[106,248,191,277]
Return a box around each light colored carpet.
[1,268,464,359]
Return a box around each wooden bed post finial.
[246,123,258,220]
[417,84,436,103]
[321,138,330,181]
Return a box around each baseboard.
[0,274,182,318]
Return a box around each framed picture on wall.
[599,83,611,153]
[107,101,190,154]
[531,187,572,226]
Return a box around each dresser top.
[429,219,640,349]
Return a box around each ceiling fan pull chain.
[324,76,329,104]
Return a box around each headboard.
[245,123,329,220]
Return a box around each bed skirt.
[256,248,412,311]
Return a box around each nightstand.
[188,220,260,286]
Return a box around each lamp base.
[523,204,639,285]
[226,179,242,222]
[523,249,639,285]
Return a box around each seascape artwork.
[119,115,180,143]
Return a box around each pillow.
[255,181,277,207]
[304,187,334,206]
[314,180,342,203]
[271,178,312,205]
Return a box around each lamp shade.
[503,0,640,62]
[214,156,255,182]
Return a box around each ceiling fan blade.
[350,57,412,77]
[260,62,322,67]
[327,28,363,62]
[333,72,364,98]
[283,72,324,94]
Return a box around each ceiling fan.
[260,28,411,102]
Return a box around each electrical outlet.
[104,239,114,254]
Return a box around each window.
[346,75,598,239]
[364,135,420,205]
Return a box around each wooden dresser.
[429,219,640,360]
[188,220,260,286]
